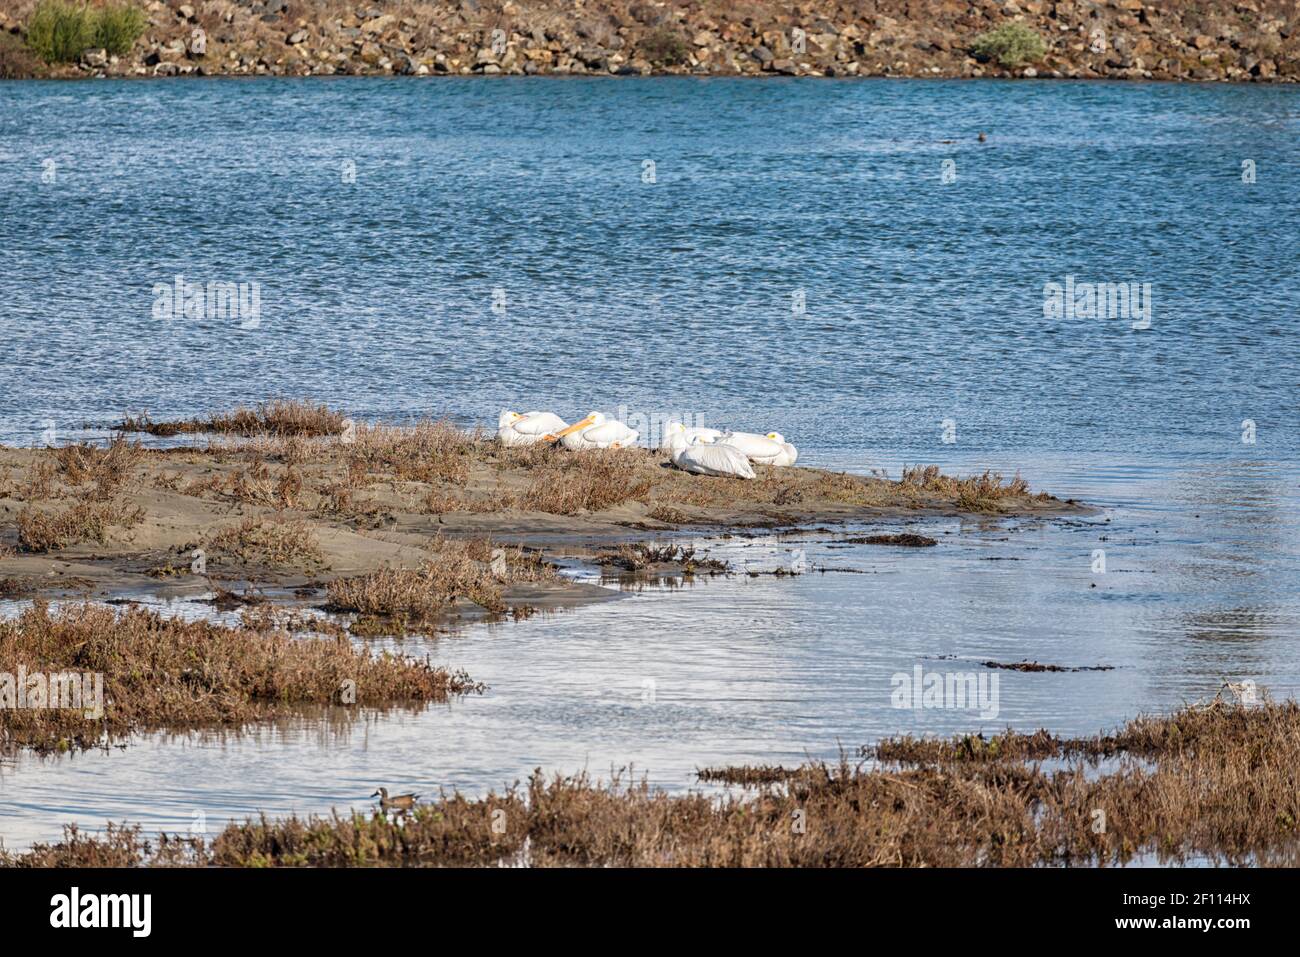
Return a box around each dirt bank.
[1,0,1295,82]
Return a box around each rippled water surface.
[0,78,1298,848]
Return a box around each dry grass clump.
[654,467,896,512]
[207,790,529,866]
[206,514,324,568]
[192,462,305,509]
[874,727,1066,765]
[325,538,553,621]
[0,577,32,597]
[120,399,347,438]
[0,601,482,753]
[901,465,1039,511]
[327,561,503,618]
[645,503,692,524]
[0,824,202,869]
[519,449,654,515]
[347,420,475,485]
[8,437,148,552]
[696,765,799,785]
[422,486,507,514]
[16,500,144,552]
[17,460,58,500]
[596,543,727,573]
[53,437,143,500]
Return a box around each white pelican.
[717,431,798,466]
[658,421,723,453]
[497,409,568,447]
[671,437,755,479]
[552,411,639,450]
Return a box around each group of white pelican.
[497,410,797,480]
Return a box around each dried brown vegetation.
[206,515,324,569]
[901,465,1041,512]
[53,437,143,500]
[119,399,347,438]
[518,448,654,515]
[16,500,144,553]
[10,701,1297,868]
[325,538,555,624]
[595,543,727,574]
[0,601,481,753]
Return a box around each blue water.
[1,78,1299,851]
[1,78,1297,461]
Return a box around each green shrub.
[24,1,146,64]
[93,3,147,57]
[639,28,690,66]
[970,22,1047,68]
[25,1,95,63]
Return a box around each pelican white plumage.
[658,421,724,454]
[671,436,755,479]
[717,431,798,466]
[497,409,568,447]
[552,411,639,450]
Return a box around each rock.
[770,58,796,74]
[82,48,108,67]
[1024,66,1038,77]
[287,29,307,45]
[362,14,395,35]
[1192,35,1214,50]
[750,44,774,64]
[177,3,194,20]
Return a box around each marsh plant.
[0,601,480,752]
[25,1,147,63]
[8,700,1300,867]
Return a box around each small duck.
[371,787,419,814]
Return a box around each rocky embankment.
[0,0,1296,81]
